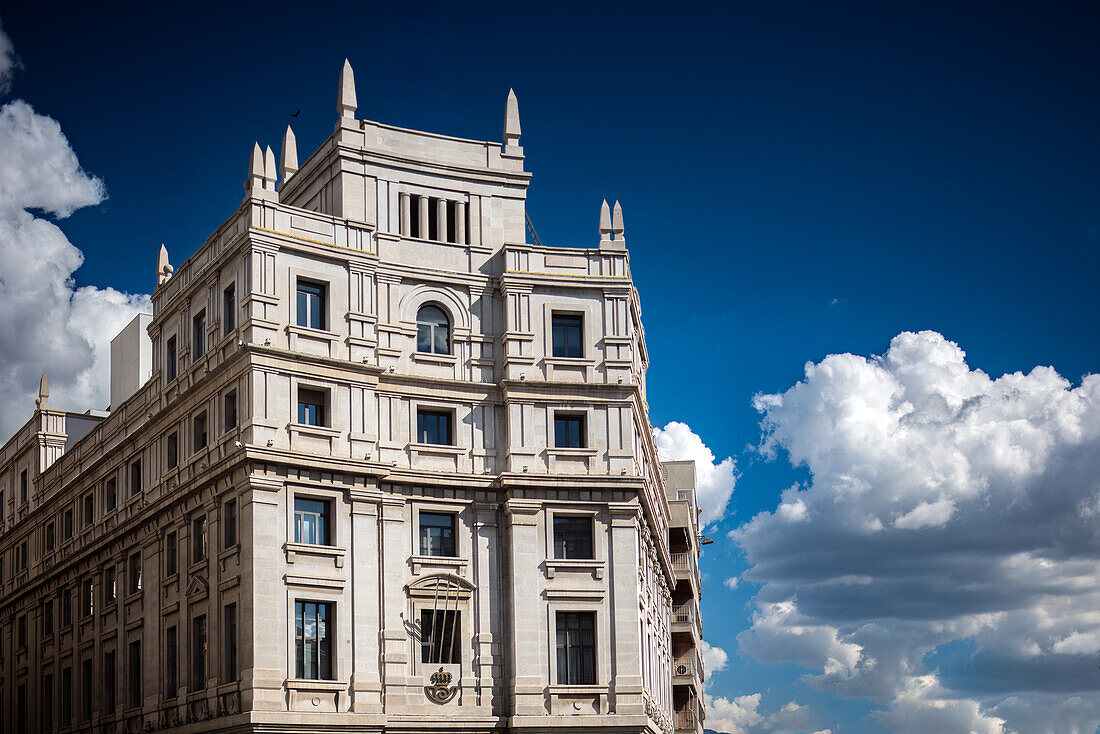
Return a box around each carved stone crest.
[425,667,458,704]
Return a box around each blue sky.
[2,2,1100,732]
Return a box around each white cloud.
[725,576,740,590]
[703,691,823,734]
[0,31,149,439]
[654,420,737,527]
[700,638,729,679]
[0,19,16,94]
[736,331,1100,732]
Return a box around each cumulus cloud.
[736,331,1100,732]
[701,638,729,677]
[0,19,16,94]
[654,421,737,526]
[0,25,149,439]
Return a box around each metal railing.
[675,705,698,730]
[673,653,700,679]
[671,551,696,574]
[672,603,696,626]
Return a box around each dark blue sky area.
[4,2,1099,728]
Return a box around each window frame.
[296,386,328,428]
[192,515,207,564]
[222,281,236,336]
[552,513,596,560]
[555,610,597,685]
[551,312,585,359]
[415,408,454,446]
[129,458,142,497]
[553,411,587,449]
[295,278,328,331]
[223,499,238,549]
[294,600,334,681]
[417,510,458,558]
[165,335,177,382]
[224,390,238,433]
[192,309,207,360]
[415,303,451,355]
[193,412,208,452]
[293,496,332,547]
[167,431,178,469]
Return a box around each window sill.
[411,352,457,366]
[410,554,468,574]
[548,684,607,695]
[285,678,346,692]
[285,542,345,568]
[287,324,340,342]
[409,442,465,455]
[545,558,605,580]
[289,422,340,438]
[546,447,598,457]
[544,356,595,367]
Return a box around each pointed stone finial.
[280,125,299,182]
[502,88,523,157]
[338,58,357,120]
[246,142,264,192]
[612,200,625,242]
[599,199,612,245]
[156,243,174,286]
[264,145,278,190]
[36,372,49,409]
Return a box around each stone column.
[380,496,409,710]
[399,193,410,237]
[504,498,544,715]
[349,487,383,711]
[608,502,644,715]
[456,202,467,245]
[417,196,429,241]
[436,198,449,242]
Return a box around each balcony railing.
[675,705,698,730]
[673,603,697,626]
[671,551,696,574]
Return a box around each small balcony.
[673,652,703,692]
[672,602,701,642]
[670,551,700,596]
[675,704,699,731]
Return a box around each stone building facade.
[0,60,705,733]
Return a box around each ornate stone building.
[0,60,705,733]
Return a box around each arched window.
[416,304,450,354]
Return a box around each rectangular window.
[554,413,587,448]
[62,588,72,627]
[81,577,94,618]
[63,509,73,540]
[420,609,460,664]
[103,565,117,606]
[194,413,208,452]
[83,492,94,527]
[192,516,207,563]
[297,387,326,427]
[191,614,207,691]
[105,477,117,512]
[166,335,177,382]
[223,499,237,549]
[416,409,453,445]
[167,432,178,469]
[554,515,594,559]
[129,459,141,497]
[294,601,333,680]
[293,497,330,546]
[17,613,26,648]
[62,666,72,725]
[128,640,141,709]
[165,625,178,698]
[20,468,28,504]
[556,611,596,685]
[165,531,178,576]
[193,310,206,359]
[224,603,238,682]
[44,599,54,636]
[18,539,27,571]
[43,673,53,731]
[224,391,237,432]
[104,651,116,714]
[223,282,236,336]
[551,312,584,358]
[296,280,326,330]
[45,521,55,551]
[419,511,456,557]
[128,552,142,595]
[81,657,93,722]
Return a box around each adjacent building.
[0,60,705,733]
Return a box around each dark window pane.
[295,601,333,680]
[552,313,584,358]
[419,512,456,557]
[556,611,596,685]
[554,516,594,559]
[223,283,236,335]
[416,305,450,355]
[294,497,330,545]
[296,281,325,330]
[297,388,326,427]
[420,609,460,664]
[417,410,452,445]
[554,414,586,448]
